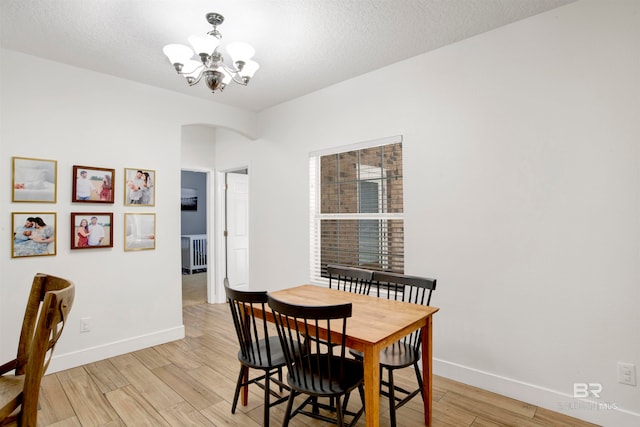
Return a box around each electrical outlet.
[80,317,92,333]
[617,362,636,386]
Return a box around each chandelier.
[163,12,259,93]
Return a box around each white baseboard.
[47,325,185,373]
[434,358,640,427]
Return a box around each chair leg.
[342,393,350,412]
[277,367,284,392]
[232,365,247,414]
[388,369,397,427]
[263,372,271,427]
[282,391,296,426]
[413,361,425,402]
[335,396,344,427]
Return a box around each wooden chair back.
[372,271,436,348]
[326,264,373,295]
[224,279,277,367]
[267,295,353,393]
[0,273,75,426]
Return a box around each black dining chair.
[267,295,365,427]
[224,279,289,426]
[327,264,374,295]
[351,271,437,427]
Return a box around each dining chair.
[267,295,365,427]
[0,273,75,426]
[223,279,289,427]
[327,264,373,295]
[351,271,437,427]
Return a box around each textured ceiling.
[0,0,576,112]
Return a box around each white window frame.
[309,135,403,284]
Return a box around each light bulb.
[226,41,255,64]
[188,34,220,56]
[162,44,194,66]
[240,60,260,78]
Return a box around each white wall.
[2,1,639,425]
[0,49,255,371]
[229,1,639,425]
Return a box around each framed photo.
[124,213,156,251]
[181,187,198,211]
[12,212,57,258]
[12,157,57,203]
[70,213,113,249]
[72,165,115,203]
[124,168,155,206]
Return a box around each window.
[310,136,404,282]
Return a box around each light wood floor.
[182,272,208,307]
[33,277,600,426]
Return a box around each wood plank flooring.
[33,278,600,426]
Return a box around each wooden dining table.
[266,284,439,427]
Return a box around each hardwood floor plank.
[185,364,254,411]
[152,363,224,410]
[533,406,601,427]
[158,401,217,426]
[200,399,262,426]
[43,416,83,427]
[470,417,504,426]
[151,341,204,371]
[105,385,171,426]
[37,374,77,425]
[109,359,184,411]
[431,397,477,427]
[84,359,130,393]
[56,367,123,426]
[130,347,171,371]
[441,391,563,427]
[436,375,537,419]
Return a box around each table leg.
[363,345,380,427]
[421,316,433,426]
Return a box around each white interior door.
[226,172,249,288]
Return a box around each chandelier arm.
[187,71,205,86]
[219,63,248,86]
[177,65,205,86]
[176,63,205,76]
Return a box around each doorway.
[224,169,249,289]
[181,170,208,306]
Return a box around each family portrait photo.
[12,212,56,258]
[124,213,156,251]
[72,165,115,203]
[70,213,113,249]
[124,168,155,206]
[12,157,57,203]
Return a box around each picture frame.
[124,213,156,251]
[12,157,57,203]
[12,212,57,258]
[72,165,115,203]
[70,212,114,249]
[124,168,155,206]
[181,187,198,211]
